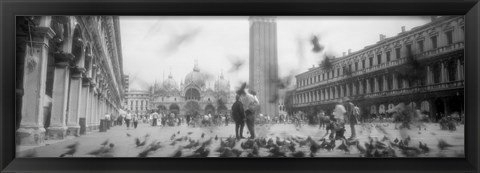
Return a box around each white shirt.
[126,113,132,120]
[240,91,259,111]
[333,104,346,120]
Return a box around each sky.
[119,16,431,92]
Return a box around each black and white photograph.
[15,16,465,158]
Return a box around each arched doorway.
[370,105,377,115]
[157,105,166,113]
[434,99,445,121]
[169,104,180,115]
[184,101,200,118]
[185,88,200,100]
[217,105,228,115]
[205,104,215,115]
[421,101,430,113]
[378,104,386,115]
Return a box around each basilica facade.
[146,62,235,117]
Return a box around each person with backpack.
[345,98,359,140]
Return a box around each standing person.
[239,87,259,139]
[318,110,327,129]
[151,111,158,127]
[125,112,132,130]
[231,95,245,139]
[104,113,111,131]
[133,114,139,129]
[224,113,229,126]
[345,99,359,140]
[331,99,347,140]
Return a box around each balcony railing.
[293,80,463,107]
[296,41,464,92]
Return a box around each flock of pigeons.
[52,124,459,158]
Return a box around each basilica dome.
[184,63,206,88]
[215,73,230,92]
[163,74,178,90]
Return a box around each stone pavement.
[17,122,465,157]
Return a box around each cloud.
[162,27,202,55]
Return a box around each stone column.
[426,65,432,85]
[47,52,74,140]
[374,77,379,92]
[346,84,350,97]
[366,79,371,94]
[340,85,344,97]
[79,77,90,134]
[320,90,323,101]
[17,23,55,145]
[392,74,398,90]
[352,82,357,96]
[66,67,85,136]
[456,59,461,81]
[358,80,363,94]
[383,75,388,91]
[335,86,339,98]
[93,92,99,130]
[440,62,446,83]
[329,87,333,100]
[316,90,319,101]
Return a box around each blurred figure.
[318,110,327,129]
[151,111,159,127]
[331,99,347,140]
[239,88,259,139]
[231,94,245,139]
[132,114,139,129]
[125,112,132,130]
[345,99,359,140]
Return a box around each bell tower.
[249,16,278,117]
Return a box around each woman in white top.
[125,113,132,129]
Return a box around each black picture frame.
[1,0,479,172]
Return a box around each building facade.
[249,16,279,117]
[291,16,464,121]
[147,61,235,118]
[125,90,151,115]
[16,16,125,145]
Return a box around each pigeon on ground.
[356,142,366,154]
[187,132,193,135]
[337,140,350,153]
[135,138,146,147]
[201,133,205,138]
[60,142,79,157]
[101,139,109,146]
[215,135,218,141]
[126,133,131,137]
[292,151,305,157]
[171,147,183,157]
[419,141,430,154]
[438,139,453,150]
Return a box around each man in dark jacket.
[231,95,245,139]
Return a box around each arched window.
[186,88,200,101]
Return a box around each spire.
[193,58,200,72]
[220,69,224,79]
